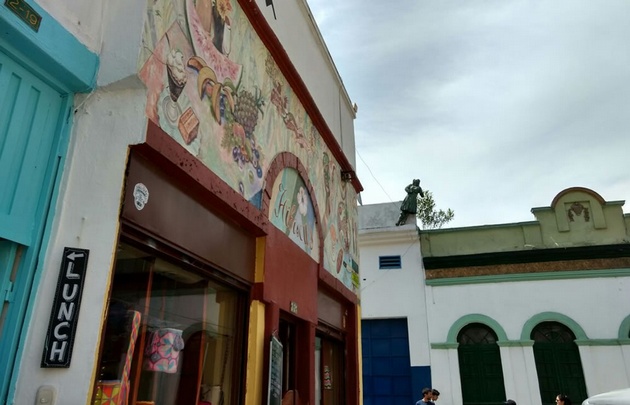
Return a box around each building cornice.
[359,225,420,246]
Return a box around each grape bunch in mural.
[226,87,265,179]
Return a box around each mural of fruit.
[187,56,235,123]
[234,88,264,136]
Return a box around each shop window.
[92,242,245,405]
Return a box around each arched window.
[458,323,499,344]
[457,323,505,405]
[531,322,586,405]
[532,321,576,343]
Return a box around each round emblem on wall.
[133,183,149,210]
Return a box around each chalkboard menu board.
[268,336,283,405]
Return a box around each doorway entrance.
[361,318,413,405]
[0,44,70,402]
[315,335,345,405]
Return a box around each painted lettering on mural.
[272,182,314,250]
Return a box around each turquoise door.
[0,45,70,401]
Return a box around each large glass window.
[92,242,245,405]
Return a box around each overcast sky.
[307,0,630,228]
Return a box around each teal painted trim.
[497,340,534,347]
[432,339,535,349]
[431,342,459,349]
[446,314,508,343]
[520,312,588,341]
[0,4,98,91]
[619,315,630,339]
[425,268,630,286]
[575,339,624,347]
[5,94,74,404]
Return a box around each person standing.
[556,394,572,405]
[432,389,440,402]
[416,388,435,405]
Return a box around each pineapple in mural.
[234,87,265,136]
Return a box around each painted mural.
[269,169,319,262]
[137,0,359,292]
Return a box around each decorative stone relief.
[567,202,590,222]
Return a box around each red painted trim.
[141,120,269,235]
[237,0,363,193]
[345,305,360,405]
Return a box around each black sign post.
[41,247,89,368]
[267,336,283,405]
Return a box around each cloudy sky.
[307,0,630,228]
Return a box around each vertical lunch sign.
[41,247,89,368]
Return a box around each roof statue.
[396,179,424,226]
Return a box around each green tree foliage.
[416,189,455,229]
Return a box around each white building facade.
[359,188,630,405]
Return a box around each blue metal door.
[0,45,69,401]
[362,319,413,405]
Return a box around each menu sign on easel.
[267,336,283,405]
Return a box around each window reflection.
[93,243,241,405]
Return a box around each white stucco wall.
[579,345,630,396]
[13,88,147,404]
[36,0,105,53]
[427,277,630,342]
[359,203,431,367]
